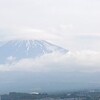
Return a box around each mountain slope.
[0,40,68,63]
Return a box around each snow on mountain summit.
[0,39,68,63]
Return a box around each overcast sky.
[0,0,100,51]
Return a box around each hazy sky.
[0,0,100,51]
[1,0,100,92]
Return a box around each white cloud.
[0,50,100,72]
[0,0,100,50]
[0,27,61,42]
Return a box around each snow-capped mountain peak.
[0,39,68,63]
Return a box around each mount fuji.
[0,39,68,63]
[0,40,98,93]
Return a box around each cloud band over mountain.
[0,50,100,72]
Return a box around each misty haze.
[0,0,100,100]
